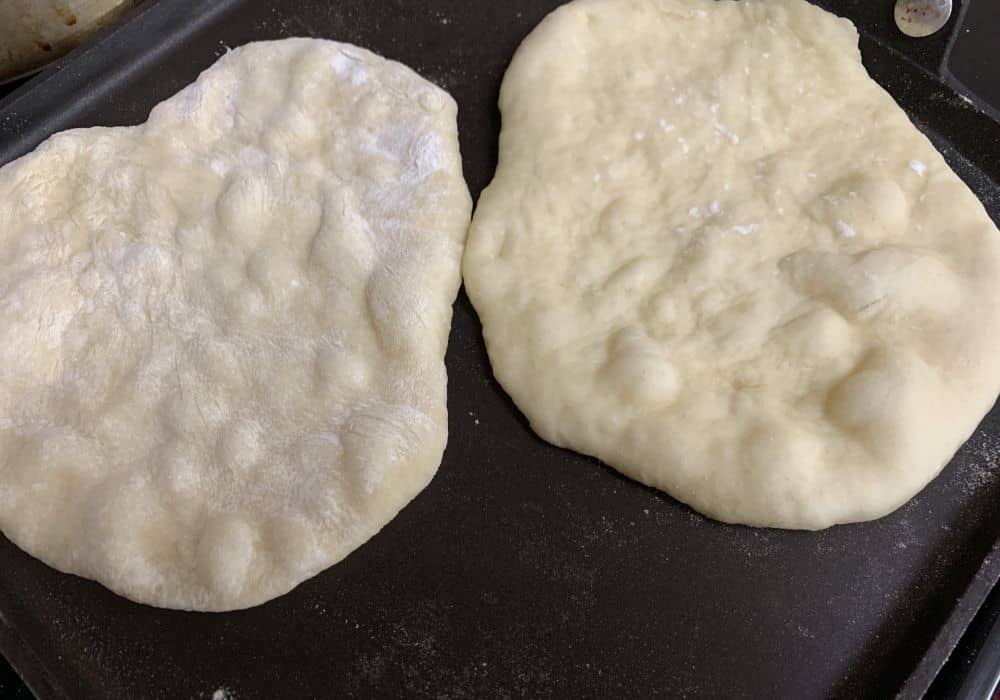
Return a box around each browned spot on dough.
[35,41,53,52]
[55,4,78,25]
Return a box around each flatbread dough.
[464,0,1000,529]
[0,39,471,609]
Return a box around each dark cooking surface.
[945,0,1000,120]
[0,658,31,700]
[1,1,1000,698]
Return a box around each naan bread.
[0,39,471,609]
[464,0,1000,529]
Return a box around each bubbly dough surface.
[0,39,471,609]
[464,0,1000,529]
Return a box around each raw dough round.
[0,39,471,609]
[464,0,1000,529]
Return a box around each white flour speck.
[710,103,720,114]
[212,689,233,700]
[677,137,689,154]
[762,52,770,59]
[689,207,700,217]
[659,119,675,133]
[402,130,446,180]
[633,131,646,141]
[836,220,856,238]
[713,123,740,144]
[732,224,759,236]
[593,172,601,183]
[331,51,368,86]
[909,160,927,176]
[675,94,685,105]
[708,200,722,216]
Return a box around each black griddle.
[1,1,1000,698]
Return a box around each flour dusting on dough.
[463,0,1000,529]
[0,39,471,610]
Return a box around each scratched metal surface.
[0,1,999,698]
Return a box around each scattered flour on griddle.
[956,430,1000,497]
[211,688,234,700]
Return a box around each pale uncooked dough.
[0,39,471,609]
[464,0,1000,529]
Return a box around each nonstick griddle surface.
[1,1,999,698]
